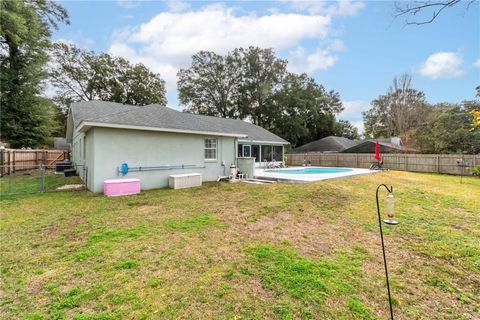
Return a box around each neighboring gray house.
[292,136,359,153]
[66,101,288,192]
[342,139,418,153]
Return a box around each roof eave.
[77,121,248,138]
[238,138,289,145]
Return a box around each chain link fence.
[0,164,88,196]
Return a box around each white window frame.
[204,138,217,161]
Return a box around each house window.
[204,138,217,160]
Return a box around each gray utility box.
[237,157,255,179]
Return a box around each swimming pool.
[269,167,353,174]
[255,166,375,182]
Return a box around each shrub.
[473,165,480,177]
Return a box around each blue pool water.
[270,167,353,174]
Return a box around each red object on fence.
[374,141,381,160]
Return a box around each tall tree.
[334,120,360,140]
[273,72,342,146]
[413,103,480,153]
[363,74,428,143]
[178,51,242,118]
[179,47,343,147]
[0,0,69,148]
[236,47,288,127]
[49,42,167,113]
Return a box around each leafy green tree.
[273,72,342,146]
[413,103,480,153]
[49,43,167,112]
[235,47,288,127]
[0,0,68,148]
[334,120,360,140]
[178,51,242,118]
[179,47,343,147]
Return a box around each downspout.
[234,138,238,168]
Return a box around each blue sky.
[53,0,480,132]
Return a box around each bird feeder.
[383,193,399,225]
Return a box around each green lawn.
[1,171,479,319]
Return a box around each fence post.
[12,150,16,173]
[356,153,359,168]
[436,155,440,173]
[0,148,4,177]
[7,151,10,175]
[39,165,46,192]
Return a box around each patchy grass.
[0,171,479,319]
[163,213,219,231]
[245,244,374,318]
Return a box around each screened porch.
[237,143,284,166]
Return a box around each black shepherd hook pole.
[376,184,395,320]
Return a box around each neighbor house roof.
[70,101,288,144]
[342,140,418,153]
[292,136,359,153]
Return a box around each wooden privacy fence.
[286,153,479,175]
[0,149,69,175]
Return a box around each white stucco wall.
[86,127,236,192]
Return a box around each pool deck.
[254,166,377,183]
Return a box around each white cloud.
[337,100,370,134]
[419,52,465,80]
[108,4,334,92]
[328,39,345,52]
[474,58,480,68]
[54,36,95,50]
[286,0,365,16]
[350,120,364,134]
[288,46,337,73]
[340,100,370,117]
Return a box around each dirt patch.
[28,269,57,296]
[56,184,84,191]
[238,210,369,258]
[42,224,59,237]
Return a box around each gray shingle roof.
[342,141,418,153]
[71,101,288,144]
[292,136,358,153]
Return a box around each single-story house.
[291,136,359,153]
[66,101,289,192]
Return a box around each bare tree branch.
[394,0,475,25]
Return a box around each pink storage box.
[104,178,141,196]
